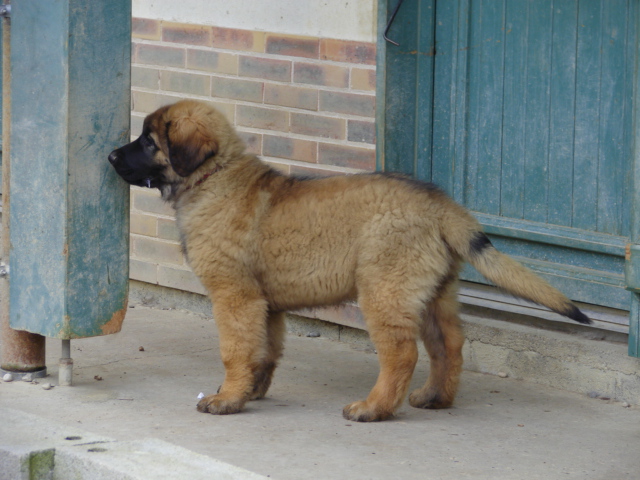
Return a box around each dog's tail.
[442,212,591,324]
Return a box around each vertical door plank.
[572,0,602,232]
[548,2,578,227]
[522,0,553,224]
[500,1,528,220]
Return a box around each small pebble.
[41,383,53,390]
[22,373,33,382]
[139,346,145,352]
[2,373,13,382]
[622,402,630,408]
[306,332,321,338]
[498,372,508,378]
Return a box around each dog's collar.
[184,164,223,191]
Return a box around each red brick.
[318,143,375,170]
[132,18,160,40]
[293,62,349,88]
[264,84,318,111]
[291,113,345,140]
[320,39,376,65]
[320,91,375,117]
[162,22,211,46]
[237,105,289,131]
[239,56,292,82]
[266,34,320,59]
[263,135,317,163]
[211,26,266,52]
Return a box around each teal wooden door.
[378,0,638,347]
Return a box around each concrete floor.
[2,304,640,479]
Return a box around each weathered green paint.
[9,1,131,339]
[377,0,639,344]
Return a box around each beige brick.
[132,91,181,115]
[160,70,210,96]
[132,18,160,41]
[348,119,376,145]
[237,131,263,155]
[263,160,291,175]
[266,34,319,59]
[203,100,236,122]
[263,135,317,163]
[293,62,349,88]
[289,164,346,177]
[133,236,184,266]
[136,43,185,68]
[131,114,145,137]
[130,212,157,237]
[132,66,159,90]
[187,49,238,74]
[158,218,181,242]
[239,56,292,82]
[131,187,175,216]
[264,84,318,111]
[320,39,376,65]
[130,258,158,284]
[319,91,375,117]
[211,77,263,103]
[162,21,212,46]
[351,68,376,91]
[290,113,345,140]
[158,265,208,295]
[237,105,289,131]
[211,26,266,52]
[318,143,375,170]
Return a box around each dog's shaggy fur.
[109,100,590,422]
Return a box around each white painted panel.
[132,0,377,42]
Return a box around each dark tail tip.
[562,304,592,325]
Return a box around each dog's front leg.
[197,294,269,415]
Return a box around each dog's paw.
[342,401,392,422]
[196,393,245,415]
[408,389,452,409]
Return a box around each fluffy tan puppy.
[108,100,590,422]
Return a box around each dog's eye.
[140,134,157,151]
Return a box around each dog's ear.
[165,118,218,177]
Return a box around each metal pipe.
[0,0,47,378]
[59,339,72,386]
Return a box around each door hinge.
[625,244,640,293]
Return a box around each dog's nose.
[108,151,120,165]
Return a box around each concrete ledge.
[0,409,268,480]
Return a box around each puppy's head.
[108,100,243,193]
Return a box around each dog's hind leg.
[342,289,420,422]
[197,293,269,415]
[250,310,286,400]
[409,275,464,409]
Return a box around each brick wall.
[129,18,377,296]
